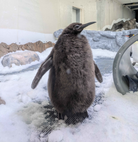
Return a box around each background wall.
[0,0,135,44]
[96,0,135,30]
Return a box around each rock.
[54,29,138,52]
[124,19,136,30]
[44,41,55,51]
[1,42,9,49]
[20,41,54,53]
[0,41,55,59]
[99,31,116,39]
[0,97,6,105]
[53,29,63,39]
[23,42,36,51]
[34,41,45,52]
[105,19,137,31]
[8,43,19,52]
[115,35,128,47]
[18,45,23,50]
[0,43,8,58]
[136,23,138,29]
[1,51,40,67]
[92,33,101,42]
[48,130,63,142]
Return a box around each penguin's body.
[32,22,103,122]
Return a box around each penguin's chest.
[55,51,93,86]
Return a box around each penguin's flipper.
[94,62,103,83]
[31,57,53,89]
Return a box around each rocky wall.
[0,41,55,58]
[54,29,138,52]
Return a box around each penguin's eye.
[75,25,80,29]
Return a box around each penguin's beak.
[80,22,96,29]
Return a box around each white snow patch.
[54,75,138,142]
[48,130,63,142]
[0,65,50,142]
[93,104,101,112]
[0,48,138,142]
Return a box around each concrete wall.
[0,0,135,44]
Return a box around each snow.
[0,48,138,142]
[93,104,101,112]
[48,130,63,142]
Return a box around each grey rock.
[53,29,63,39]
[115,34,128,47]
[1,51,40,67]
[99,31,116,39]
[54,29,138,52]
[105,19,137,31]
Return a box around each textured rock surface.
[0,97,6,105]
[0,43,9,58]
[54,29,138,52]
[0,41,55,58]
[105,19,137,31]
[1,51,40,67]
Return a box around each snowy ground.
[0,47,138,142]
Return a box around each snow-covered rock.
[1,51,40,67]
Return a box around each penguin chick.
[31,22,103,121]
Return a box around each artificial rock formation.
[54,29,138,52]
[0,41,55,58]
[1,51,40,67]
[105,19,137,31]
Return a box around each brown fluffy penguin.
[31,22,103,124]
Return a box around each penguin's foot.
[58,112,64,120]
[65,111,88,125]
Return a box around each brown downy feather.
[31,22,103,117]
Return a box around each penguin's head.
[62,22,96,35]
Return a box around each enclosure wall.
[0,0,135,44]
